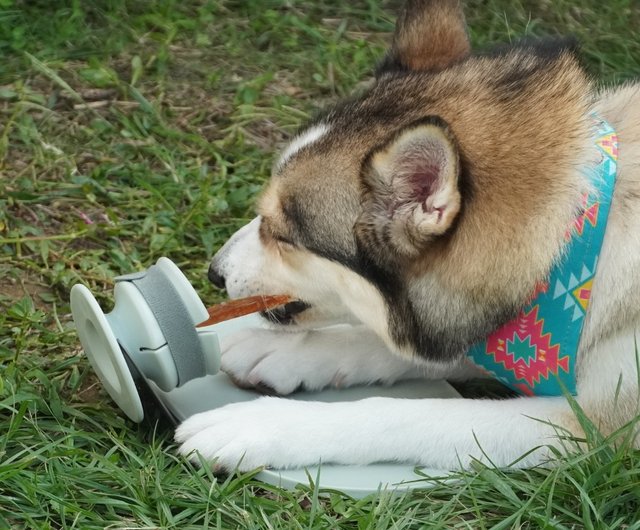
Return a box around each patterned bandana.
[467,116,618,396]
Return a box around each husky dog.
[176,0,640,471]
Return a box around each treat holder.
[70,257,459,497]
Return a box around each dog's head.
[210,0,593,362]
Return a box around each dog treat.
[196,294,292,327]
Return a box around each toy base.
[259,464,450,498]
[153,369,460,498]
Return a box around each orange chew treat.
[196,294,292,327]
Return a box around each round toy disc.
[70,284,144,423]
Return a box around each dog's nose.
[207,264,226,289]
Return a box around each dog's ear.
[358,117,462,258]
[379,0,470,73]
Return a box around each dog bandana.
[467,116,618,396]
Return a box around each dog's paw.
[219,326,422,395]
[174,397,341,471]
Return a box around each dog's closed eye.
[273,235,296,249]
[259,217,297,249]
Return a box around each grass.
[1,0,640,527]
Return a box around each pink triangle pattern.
[485,305,570,390]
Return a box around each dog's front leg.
[175,395,573,472]
[219,325,480,394]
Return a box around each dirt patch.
[73,370,107,405]
[1,271,53,310]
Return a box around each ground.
[1,0,640,528]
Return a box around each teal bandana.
[467,116,618,396]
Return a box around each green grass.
[1,0,640,527]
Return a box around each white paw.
[175,397,343,471]
[219,325,423,395]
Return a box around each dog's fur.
[176,0,640,471]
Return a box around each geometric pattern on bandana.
[467,116,618,396]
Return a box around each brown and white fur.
[175,0,640,471]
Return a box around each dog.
[175,0,640,472]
